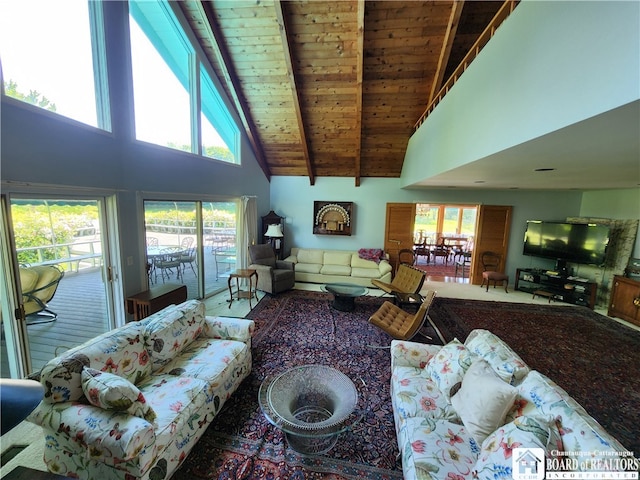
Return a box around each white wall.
[402,0,640,185]
[270,176,587,272]
[581,188,640,256]
[271,177,640,278]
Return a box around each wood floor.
[2,251,233,377]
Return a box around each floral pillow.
[474,414,563,478]
[424,338,476,401]
[81,367,157,424]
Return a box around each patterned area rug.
[428,297,640,454]
[173,290,409,480]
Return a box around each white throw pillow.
[450,359,518,444]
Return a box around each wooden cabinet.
[608,275,640,326]
[126,284,187,320]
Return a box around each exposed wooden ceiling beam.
[354,0,365,187]
[275,0,315,186]
[428,0,464,104]
[198,1,272,181]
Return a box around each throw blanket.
[358,248,384,263]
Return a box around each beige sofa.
[284,247,392,287]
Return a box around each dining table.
[146,246,185,283]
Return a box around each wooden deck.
[3,250,233,376]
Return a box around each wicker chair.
[371,264,425,295]
[369,290,437,341]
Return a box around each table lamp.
[265,224,284,250]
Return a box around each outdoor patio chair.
[369,290,437,342]
[19,265,65,325]
[154,248,183,284]
[179,237,197,275]
[214,246,236,280]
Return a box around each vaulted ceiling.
[179,1,639,190]
[180,0,504,185]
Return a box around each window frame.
[0,1,111,132]
[128,0,240,164]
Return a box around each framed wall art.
[313,201,353,236]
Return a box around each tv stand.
[515,268,597,309]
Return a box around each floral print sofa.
[390,329,633,480]
[28,300,254,480]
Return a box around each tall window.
[129,1,239,163]
[0,1,110,130]
[129,1,192,152]
[201,65,236,163]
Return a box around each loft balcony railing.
[414,0,519,131]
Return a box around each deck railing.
[16,240,102,271]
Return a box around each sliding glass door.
[1,195,117,377]
[143,200,237,300]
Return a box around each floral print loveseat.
[390,329,633,479]
[28,300,254,480]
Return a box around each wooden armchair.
[369,290,437,341]
[371,264,425,295]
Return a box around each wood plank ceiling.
[180,1,504,186]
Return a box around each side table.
[228,269,258,309]
[126,284,187,320]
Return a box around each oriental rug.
[428,297,640,454]
[173,290,406,480]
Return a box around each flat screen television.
[523,221,610,266]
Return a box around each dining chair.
[413,240,430,264]
[179,239,197,276]
[398,248,416,266]
[480,251,509,292]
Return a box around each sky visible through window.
[0,1,228,154]
[0,1,98,127]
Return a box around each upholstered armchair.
[248,243,295,294]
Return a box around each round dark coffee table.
[321,283,367,312]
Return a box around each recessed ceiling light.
[534,168,556,172]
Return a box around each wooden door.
[470,205,512,285]
[383,203,416,273]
